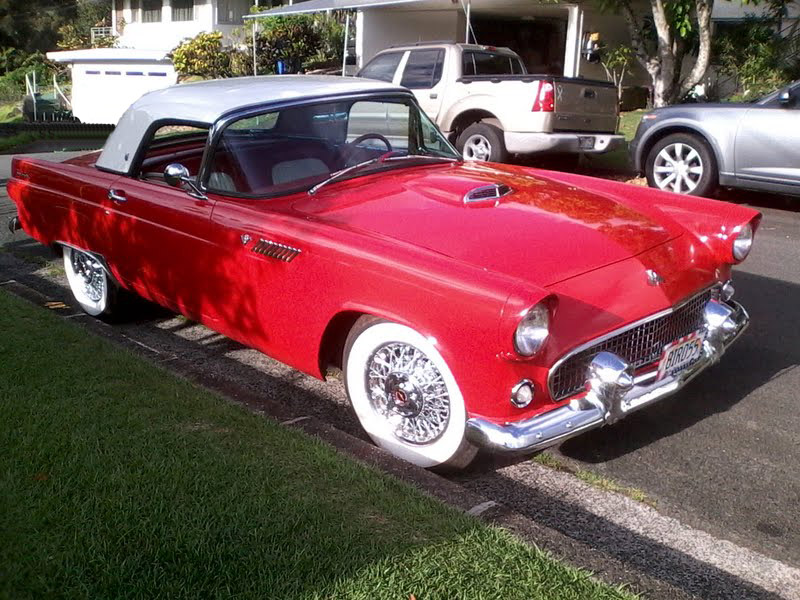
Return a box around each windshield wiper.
[308,154,459,196]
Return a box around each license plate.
[578,136,595,150]
[656,331,705,381]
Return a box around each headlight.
[514,303,550,356]
[732,222,753,261]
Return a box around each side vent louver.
[463,183,513,206]
[251,239,301,262]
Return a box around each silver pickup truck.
[358,42,624,163]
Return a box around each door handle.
[108,189,127,204]
[429,93,438,99]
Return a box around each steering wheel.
[349,133,393,152]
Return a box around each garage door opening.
[471,15,567,75]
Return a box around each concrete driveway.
[1,152,799,598]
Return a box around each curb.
[0,275,703,600]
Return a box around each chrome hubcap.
[366,342,450,444]
[653,142,704,194]
[70,250,105,303]
[463,134,492,161]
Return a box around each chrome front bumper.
[465,299,749,453]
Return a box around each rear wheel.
[63,246,123,319]
[343,316,477,470]
[645,133,717,197]
[457,122,508,163]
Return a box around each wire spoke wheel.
[366,342,451,445]
[70,250,106,303]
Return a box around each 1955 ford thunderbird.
[7,76,760,469]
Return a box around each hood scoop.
[463,183,512,207]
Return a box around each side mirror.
[778,90,793,106]
[164,163,191,188]
[164,163,207,200]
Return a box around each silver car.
[631,80,800,197]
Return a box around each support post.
[252,20,258,76]
[465,0,471,44]
[341,13,350,77]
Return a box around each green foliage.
[170,32,237,80]
[599,44,634,102]
[714,16,800,100]
[0,53,59,102]
[252,15,324,74]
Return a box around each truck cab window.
[400,50,444,89]
[462,51,525,76]
[359,52,403,83]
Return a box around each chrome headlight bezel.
[732,222,753,262]
[513,303,550,357]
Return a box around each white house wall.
[119,0,219,51]
[70,62,177,124]
[356,8,464,68]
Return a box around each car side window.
[137,123,209,182]
[400,49,444,89]
[359,52,403,83]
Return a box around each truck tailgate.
[553,80,618,133]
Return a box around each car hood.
[292,162,685,287]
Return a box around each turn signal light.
[532,81,555,112]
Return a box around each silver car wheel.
[366,342,451,445]
[63,246,109,316]
[462,134,492,161]
[653,142,704,194]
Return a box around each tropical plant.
[250,15,324,74]
[170,32,235,81]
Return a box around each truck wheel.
[343,316,478,470]
[645,133,717,197]
[457,123,508,163]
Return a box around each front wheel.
[457,122,508,163]
[645,133,718,197]
[343,317,477,470]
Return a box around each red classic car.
[7,76,760,469]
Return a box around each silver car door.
[734,101,800,185]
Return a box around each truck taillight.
[532,81,555,112]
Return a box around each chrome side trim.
[546,284,718,400]
[251,239,301,262]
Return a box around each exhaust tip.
[7,216,21,234]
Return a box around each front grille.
[549,289,712,401]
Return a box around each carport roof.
[242,0,428,17]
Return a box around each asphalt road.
[1,154,799,597]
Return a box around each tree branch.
[678,0,715,99]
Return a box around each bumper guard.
[465,299,749,452]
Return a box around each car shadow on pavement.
[463,467,786,600]
[558,269,799,463]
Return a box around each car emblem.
[646,269,665,286]
[556,85,564,102]
[240,233,251,245]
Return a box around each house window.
[172,0,194,22]
[129,0,139,22]
[142,0,162,23]
[218,0,246,24]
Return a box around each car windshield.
[205,95,459,197]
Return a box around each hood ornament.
[646,269,665,286]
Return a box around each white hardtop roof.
[46,48,171,63]
[96,75,407,174]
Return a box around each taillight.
[532,81,554,112]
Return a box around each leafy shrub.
[170,32,235,80]
[252,15,323,74]
[714,17,800,101]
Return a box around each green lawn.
[0,290,633,600]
